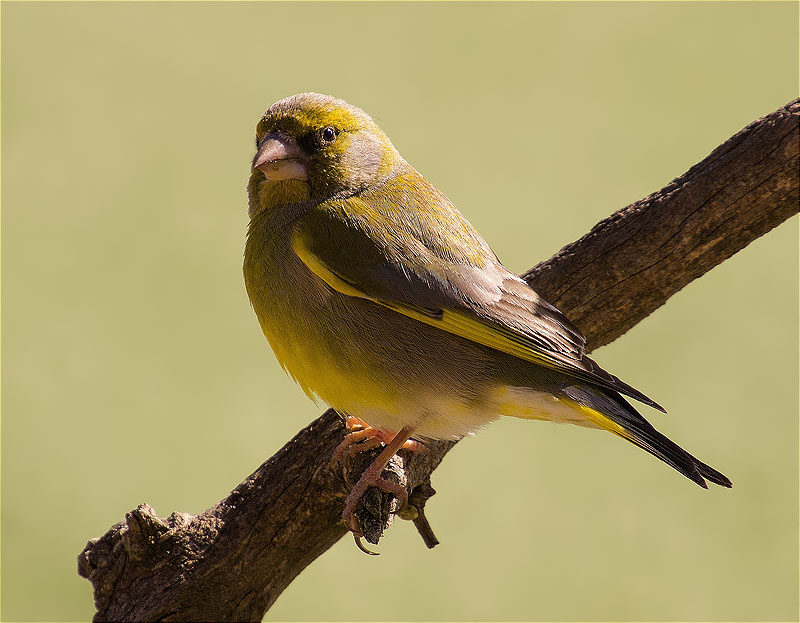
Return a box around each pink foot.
[333,425,419,553]
[331,416,426,479]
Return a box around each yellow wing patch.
[292,226,561,367]
[381,303,554,366]
[291,215,663,412]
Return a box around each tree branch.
[524,99,800,350]
[78,100,799,622]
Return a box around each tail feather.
[617,422,732,489]
[565,388,732,489]
[693,457,733,488]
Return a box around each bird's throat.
[248,177,311,219]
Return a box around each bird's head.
[248,93,402,218]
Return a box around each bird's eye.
[320,126,338,143]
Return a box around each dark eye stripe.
[297,132,317,153]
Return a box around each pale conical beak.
[252,134,308,181]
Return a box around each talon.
[354,534,380,556]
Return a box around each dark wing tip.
[568,353,663,413]
[651,400,667,414]
[608,374,666,413]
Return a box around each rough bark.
[78,99,799,622]
[524,100,800,350]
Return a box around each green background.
[2,2,798,621]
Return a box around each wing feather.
[291,175,664,411]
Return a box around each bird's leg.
[332,415,426,481]
[341,426,415,537]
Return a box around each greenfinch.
[244,93,731,538]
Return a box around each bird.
[243,92,731,547]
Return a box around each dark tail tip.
[676,452,731,489]
[598,388,732,489]
[696,460,733,488]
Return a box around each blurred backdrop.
[2,2,798,621]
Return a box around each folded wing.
[292,179,664,412]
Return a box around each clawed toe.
[331,427,383,470]
[341,473,408,534]
[335,426,416,553]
